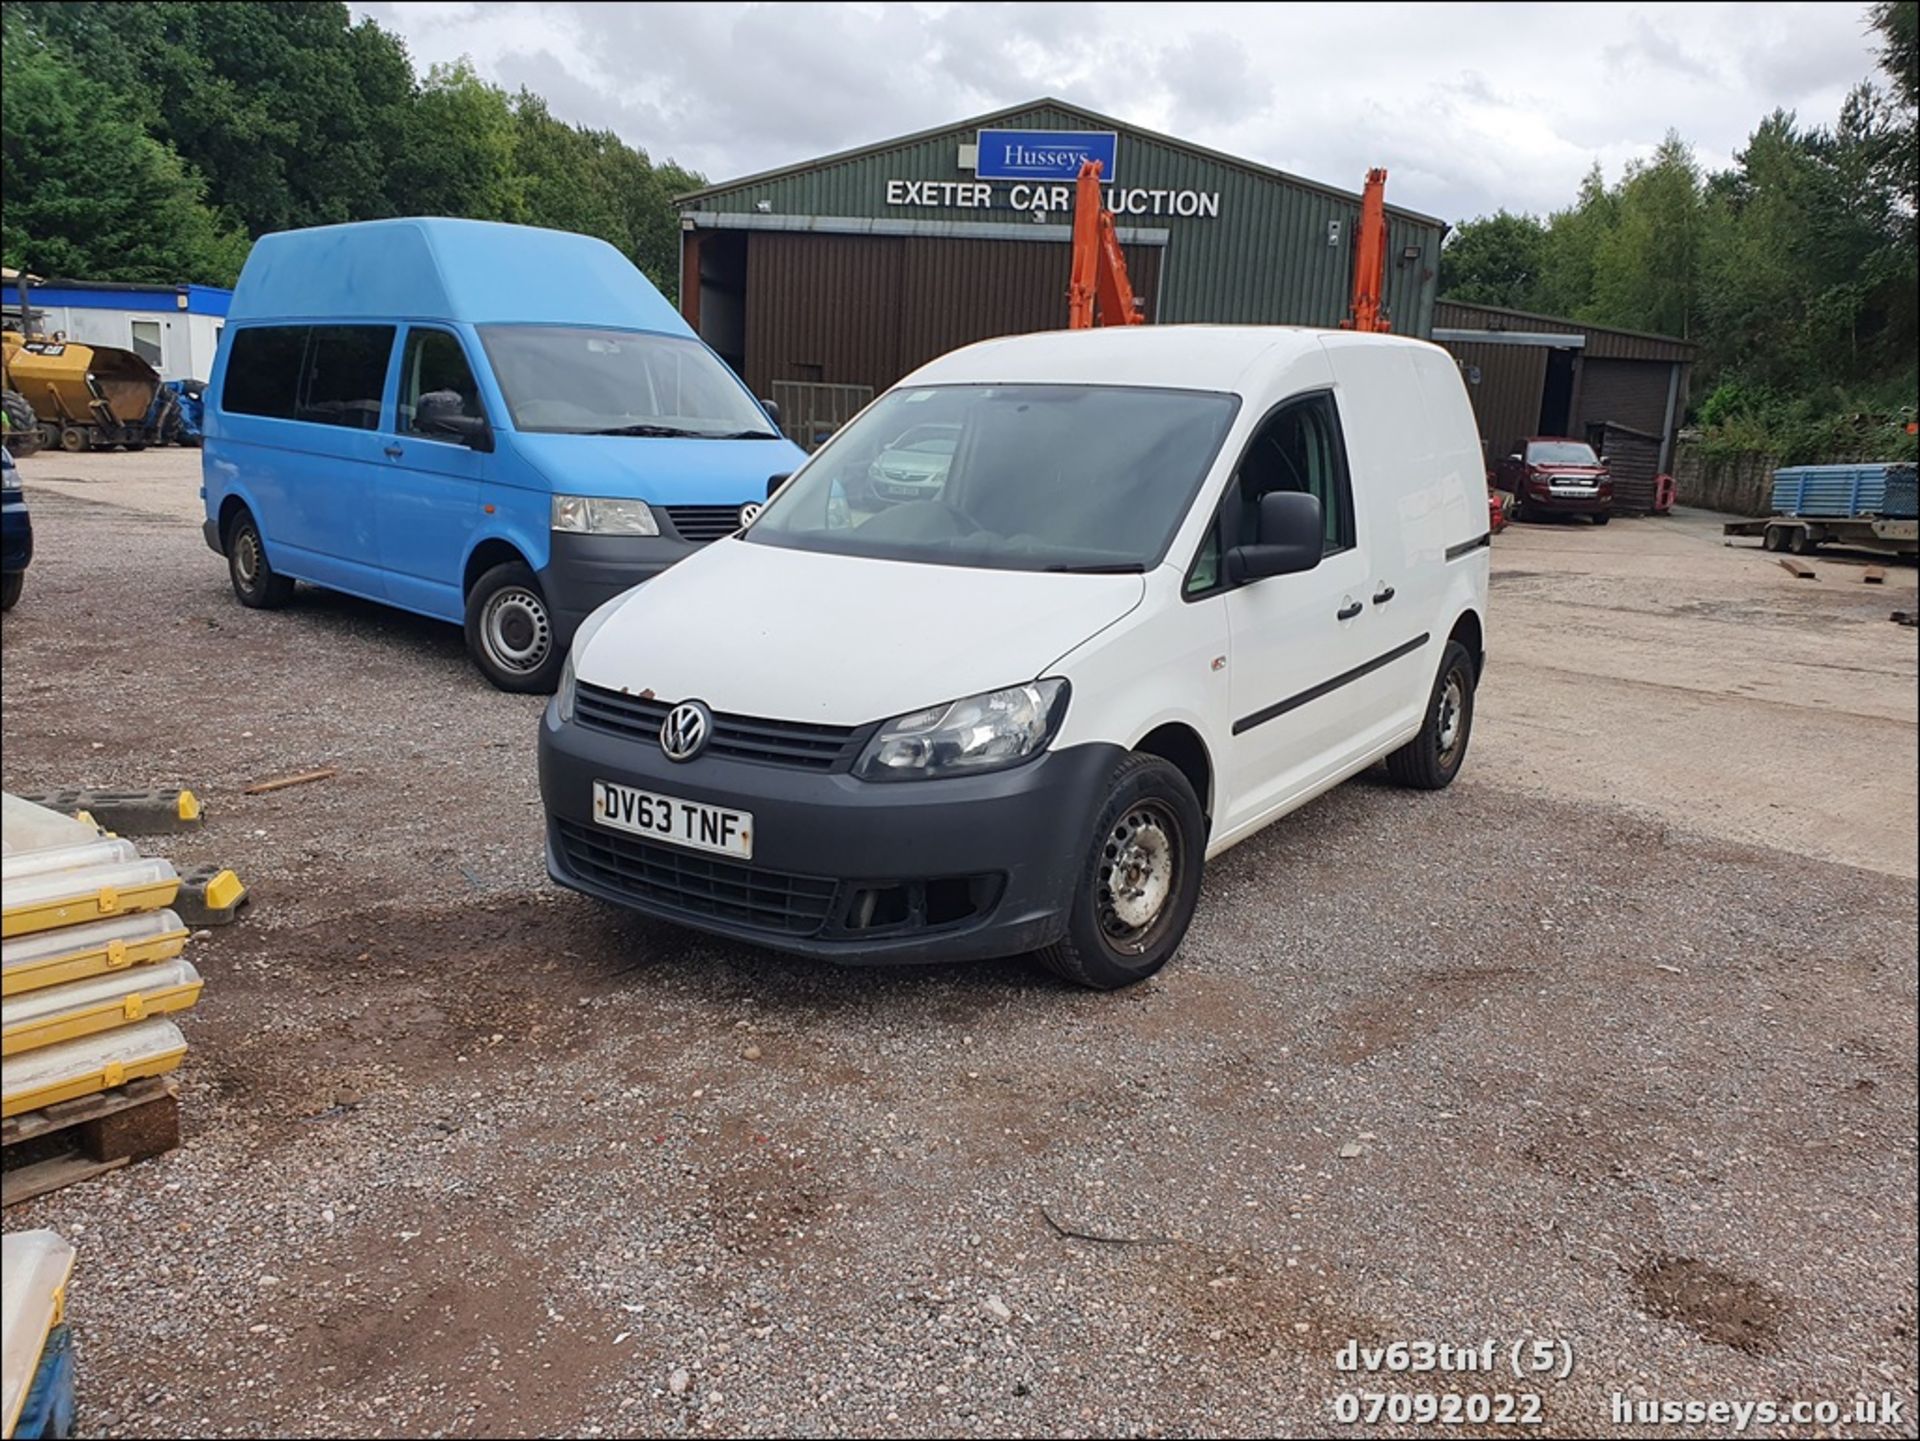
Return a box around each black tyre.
[59,426,88,453]
[464,560,563,693]
[1787,525,1817,555]
[1592,511,1611,526]
[2,391,43,457]
[0,571,21,612]
[225,509,295,609]
[1386,639,1476,791]
[1036,753,1207,991]
[1762,525,1787,552]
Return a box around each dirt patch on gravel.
[1633,1255,1789,1355]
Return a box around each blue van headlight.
[552,495,659,536]
[854,680,1069,781]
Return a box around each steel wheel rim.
[482,587,551,673]
[234,528,262,588]
[1099,802,1180,951]
[1437,672,1466,761]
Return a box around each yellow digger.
[3,328,175,456]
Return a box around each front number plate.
[592,780,753,859]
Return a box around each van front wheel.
[465,561,563,693]
[1386,639,1476,790]
[1036,753,1206,991]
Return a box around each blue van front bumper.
[538,700,1122,964]
[539,532,702,642]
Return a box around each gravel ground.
[2,452,1915,1438]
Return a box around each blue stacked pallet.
[12,1326,74,1441]
[1771,462,1918,519]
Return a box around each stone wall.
[1673,445,1775,516]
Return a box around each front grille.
[662,505,742,543]
[555,818,837,936]
[575,684,861,771]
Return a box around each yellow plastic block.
[2,958,202,1056]
[1,911,189,996]
[176,789,201,823]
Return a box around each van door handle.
[383,444,404,459]
[1372,585,1396,605]
[1336,601,1363,621]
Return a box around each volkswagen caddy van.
[540,326,1490,988]
[201,219,804,690]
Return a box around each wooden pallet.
[2,1076,180,1208]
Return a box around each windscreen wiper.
[583,423,704,437]
[699,429,783,440]
[1042,561,1145,574]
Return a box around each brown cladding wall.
[1447,341,1547,466]
[1573,358,1682,439]
[742,231,1160,397]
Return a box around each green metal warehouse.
[675,98,1448,438]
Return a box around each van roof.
[901,324,1440,394]
[226,218,692,336]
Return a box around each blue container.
[1771,462,1916,519]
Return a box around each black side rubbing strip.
[1232,633,1431,736]
[1446,533,1492,562]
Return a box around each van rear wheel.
[226,509,295,609]
[1386,639,1476,791]
[465,561,564,693]
[1035,753,1206,991]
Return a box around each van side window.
[1233,393,1355,555]
[222,327,305,420]
[399,329,484,439]
[1185,520,1222,596]
[298,325,394,431]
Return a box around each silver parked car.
[866,423,959,503]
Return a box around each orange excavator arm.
[1342,167,1391,333]
[1067,160,1144,329]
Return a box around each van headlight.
[552,495,659,536]
[554,650,578,723]
[855,679,1069,781]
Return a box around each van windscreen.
[745,385,1239,574]
[478,327,778,439]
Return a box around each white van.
[539,326,1490,989]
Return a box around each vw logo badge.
[738,501,763,527]
[659,700,712,762]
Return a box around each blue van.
[201,218,806,690]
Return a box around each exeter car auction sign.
[882,129,1222,220]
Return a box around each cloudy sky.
[356,1,1885,221]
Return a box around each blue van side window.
[399,329,485,437]
[298,326,394,432]
[223,327,304,420]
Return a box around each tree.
[1437,212,1547,309]
[1,14,249,284]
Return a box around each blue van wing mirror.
[767,472,791,498]
[424,412,494,453]
[760,398,782,428]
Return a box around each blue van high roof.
[226,218,693,336]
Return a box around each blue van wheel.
[464,560,564,693]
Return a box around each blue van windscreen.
[478,327,777,439]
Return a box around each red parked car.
[1493,437,1613,524]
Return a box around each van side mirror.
[424,412,494,453]
[766,472,791,498]
[1226,492,1323,583]
[760,398,781,427]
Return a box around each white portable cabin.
[2,278,231,383]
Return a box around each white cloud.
[356,0,1884,221]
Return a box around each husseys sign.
[884,129,1222,219]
